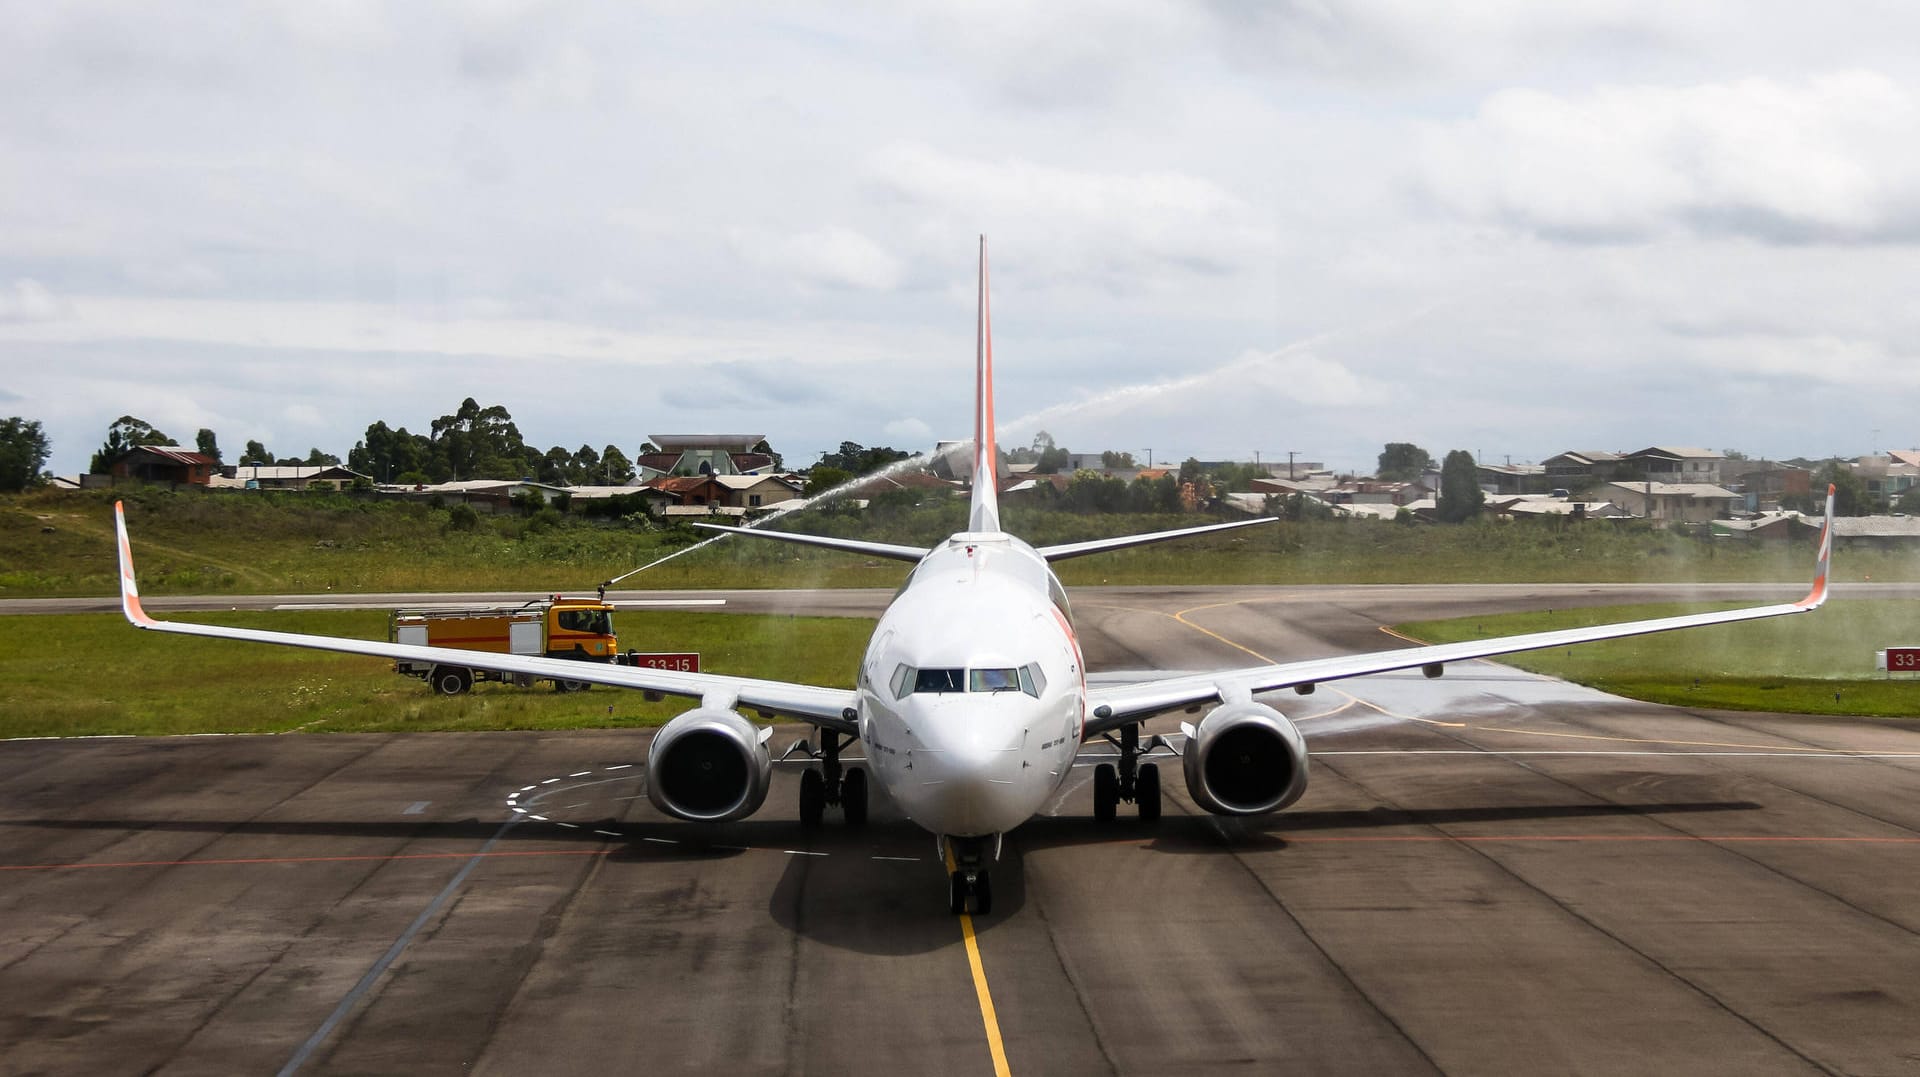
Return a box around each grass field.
[6,486,1917,599]
[0,610,872,738]
[1396,599,1920,718]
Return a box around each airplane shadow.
[5,798,1761,957]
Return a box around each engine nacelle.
[645,707,772,822]
[1182,700,1310,816]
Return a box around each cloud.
[883,417,933,444]
[1418,71,1920,243]
[866,144,1261,285]
[732,227,905,292]
[0,279,68,322]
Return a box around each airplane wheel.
[973,870,992,916]
[799,769,826,828]
[949,871,968,915]
[842,767,868,825]
[1093,763,1118,822]
[1137,762,1162,822]
[431,666,471,696]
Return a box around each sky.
[5,1,1920,477]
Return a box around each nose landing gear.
[1092,723,1166,822]
[944,834,995,915]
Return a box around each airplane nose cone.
[908,708,1030,835]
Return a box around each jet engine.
[1181,700,1309,816]
[645,707,773,822]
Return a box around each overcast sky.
[6,1,1920,477]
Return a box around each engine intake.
[1182,700,1309,816]
[646,707,772,822]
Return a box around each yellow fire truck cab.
[390,595,619,695]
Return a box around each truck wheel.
[431,666,472,696]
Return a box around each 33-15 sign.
[1878,647,1920,672]
[628,652,700,672]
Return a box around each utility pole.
[1141,448,1153,468]
[1287,451,1298,480]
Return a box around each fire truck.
[390,595,619,695]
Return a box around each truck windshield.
[557,609,612,635]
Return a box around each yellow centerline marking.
[946,845,1012,1077]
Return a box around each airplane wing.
[1035,516,1277,561]
[1084,487,1836,737]
[113,503,859,734]
[691,522,929,563]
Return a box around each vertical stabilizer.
[971,235,1002,533]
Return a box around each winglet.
[113,501,157,627]
[1796,483,1836,610]
[969,235,1002,533]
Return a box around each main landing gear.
[946,835,993,916]
[1092,723,1165,823]
[793,731,867,828]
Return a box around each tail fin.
[970,235,1001,532]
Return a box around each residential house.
[215,464,369,491]
[713,473,804,511]
[107,446,217,486]
[1604,481,1742,525]
[1543,450,1624,488]
[1727,463,1811,511]
[1625,447,1726,487]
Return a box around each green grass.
[6,486,1916,599]
[0,610,873,738]
[1396,599,1920,718]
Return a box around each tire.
[1137,762,1162,822]
[842,767,868,825]
[1093,763,1118,822]
[430,666,471,696]
[972,870,992,916]
[799,768,826,828]
[949,871,968,915]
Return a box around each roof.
[1546,450,1622,464]
[1890,450,1920,467]
[226,465,364,480]
[125,445,216,467]
[647,434,765,451]
[711,474,801,491]
[1630,446,1725,460]
[647,475,725,494]
[1605,481,1740,500]
[1827,516,1920,538]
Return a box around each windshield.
[556,609,613,635]
[892,664,1043,699]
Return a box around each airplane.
[113,237,1837,915]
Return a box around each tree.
[241,440,272,466]
[1032,444,1070,474]
[750,439,784,471]
[1895,486,1920,515]
[430,398,529,481]
[1376,442,1434,482]
[1100,450,1136,469]
[1817,462,1872,516]
[304,447,340,466]
[195,428,222,464]
[819,441,911,476]
[1437,449,1484,523]
[0,416,51,492]
[600,444,635,484]
[89,416,173,473]
[804,465,851,497]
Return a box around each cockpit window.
[891,665,1042,698]
[913,667,966,694]
[970,667,1021,693]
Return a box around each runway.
[2,586,1918,1074]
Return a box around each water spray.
[597,447,950,592]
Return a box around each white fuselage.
[855,531,1085,838]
